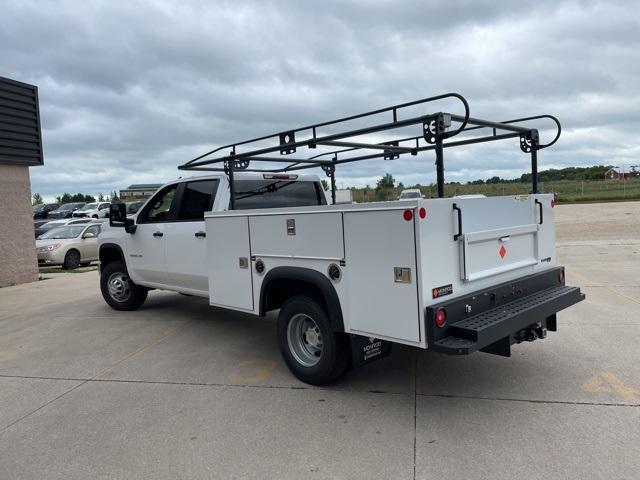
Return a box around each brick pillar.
[0,164,39,287]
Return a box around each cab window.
[139,185,178,223]
[232,180,325,210]
[178,179,219,221]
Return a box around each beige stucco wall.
[0,164,39,287]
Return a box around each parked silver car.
[36,222,103,269]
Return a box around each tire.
[100,261,148,311]
[62,249,81,270]
[277,295,350,385]
[92,215,98,219]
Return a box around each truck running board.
[431,285,584,356]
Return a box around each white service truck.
[99,93,584,384]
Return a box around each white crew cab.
[98,94,584,384]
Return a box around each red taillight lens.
[419,207,427,219]
[403,209,413,221]
[434,308,447,328]
[558,268,565,284]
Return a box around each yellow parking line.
[569,270,640,306]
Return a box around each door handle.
[153,231,164,237]
[535,199,543,225]
[195,231,206,238]
[452,203,463,241]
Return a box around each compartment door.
[461,224,539,282]
[206,216,254,311]
[343,209,421,343]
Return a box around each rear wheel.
[100,261,148,310]
[62,249,81,270]
[277,295,350,385]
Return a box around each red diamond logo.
[499,245,507,258]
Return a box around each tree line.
[32,190,121,205]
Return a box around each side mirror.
[110,203,137,233]
[83,232,96,239]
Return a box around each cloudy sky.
[2,0,639,200]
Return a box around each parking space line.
[90,319,193,380]
[569,270,640,305]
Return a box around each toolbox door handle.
[194,231,206,238]
[153,231,164,238]
[535,199,543,225]
[453,203,463,241]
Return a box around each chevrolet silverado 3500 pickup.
[99,93,584,384]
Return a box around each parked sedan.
[32,203,60,219]
[126,200,145,215]
[36,222,102,269]
[34,218,92,239]
[72,202,111,218]
[47,202,86,219]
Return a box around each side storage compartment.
[343,208,422,344]
[206,215,254,311]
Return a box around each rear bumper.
[426,267,585,356]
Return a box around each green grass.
[350,179,640,204]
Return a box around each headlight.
[38,243,62,252]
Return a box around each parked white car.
[34,217,93,239]
[398,188,424,200]
[73,202,111,218]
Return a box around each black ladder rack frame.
[178,93,561,207]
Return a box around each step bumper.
[426,268,585,355]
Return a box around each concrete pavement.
[0,201,639,479]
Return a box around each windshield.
[39,225,84,239]
[33,205,45,212]
[80,203,97,210]
[400,192,421,199]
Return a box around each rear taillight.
[403,209,413,221]
[558,268,565,284]
[434,308,447,328]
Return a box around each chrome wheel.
[286,313,323,367]
[107,272,132,302]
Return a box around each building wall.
[0,164,39,287]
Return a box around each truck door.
[126,184,178,286]
[164,179,220,295]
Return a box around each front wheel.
[277,295,350,385]
[100,261,148,310]
[62,249,81,269]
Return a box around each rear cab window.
[232,180,326,210]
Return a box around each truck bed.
[204,194,559,349]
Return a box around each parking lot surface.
[1,201,639,479]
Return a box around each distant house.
[605,168,630,180]
[119,184,163,200]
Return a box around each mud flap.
[350,335,392,368]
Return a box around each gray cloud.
[1,0,639,199]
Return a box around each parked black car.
[47,202,86,219]
[126,200,145,215]
[32,203,60,219]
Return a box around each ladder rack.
[178,93,561,207]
